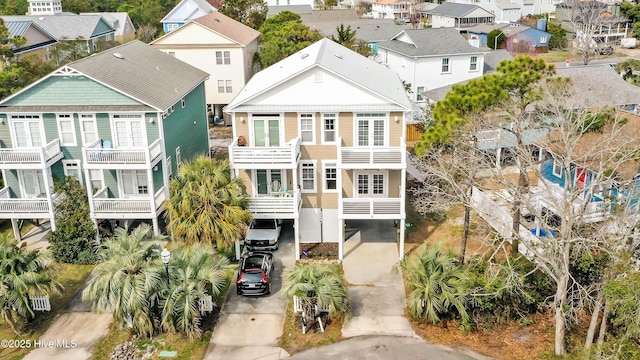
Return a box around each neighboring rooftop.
[307,20,407,42]
[376,28,484,57]
[193,12,260,46]
[267,5,313,17]
[1,14,114,40]
[431,3,491,17]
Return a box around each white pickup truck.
[245,219,282,251]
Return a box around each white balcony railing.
[340,198,403,219]
[228,137,301,169]
[92,186,166,215]
[0,187,52,214]
[535,179,611,223]
[0,139,62,168]
[337,137,406,169]
[83,139,163,167]
[247,190,302,218]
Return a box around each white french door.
[20,170,45,198]
[356,114,385,147]
[12,118,44,148]
[119,170,148,197]
[113,115,145,148]
[252,116,280,147]
[354,171,386,198]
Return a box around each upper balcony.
[246,190,302,219]
[228,137,301,170]
[339,197,404,220]
[83,139,163,169]
[0,139,63,169]
[337,137,406,170]
[533,179,612,223]
[0,187,56,219]
[91,186,167,218]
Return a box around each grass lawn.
[0,219,37,239]
[0,263,94,360]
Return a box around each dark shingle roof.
[376,28,483,57]
[68,40,209,111]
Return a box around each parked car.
[236,251,274,296]
[245,219,282,251]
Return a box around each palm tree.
[166,156,253,250]
[160,243,234,339]
[82,224,165,337]
[0,234,62,335]
[284,263,350,319]
[399,242,469,325]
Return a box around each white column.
[235,239,241,260]
[399,219,405,260]
[338,219,344,261]
[11,219,21,241]
[42,168,56,231]
[152,217,159,235]
[496,148,502,169]
[294,218,300,260]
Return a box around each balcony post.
[398,219,405,260]
[338,219,344,261]
[294,218,300,260]
[42,168,56,231]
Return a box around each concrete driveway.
[341,220,415,338]
[23,282,113,360]
[203,222,295,360]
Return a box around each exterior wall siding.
[0,115,12,148]
[162,83,208,175]
[541,159,565,187]
[6,170,20,197]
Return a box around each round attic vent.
[112,53,124,59]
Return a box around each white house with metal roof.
[151,11,259,121]
[225,38,412,260]
[376,28,486,103]
[161,0,217,34]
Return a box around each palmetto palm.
[399,242,469,325]
[82,224,165,337]
[166,156,253,250]
[0,234,61,335]
[284,263,350,318]
[160,243,234,339]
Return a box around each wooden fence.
[406,124,423,142]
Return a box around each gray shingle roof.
[307,20,407,42]
[376,28,484,57]
[68,40,209,111]
[2,14,113,40]
[431,3,487,17]
[267,5,313,17]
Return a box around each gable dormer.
[27,0,62,15]
[391,31,416,46]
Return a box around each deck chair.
[101,140,112,161]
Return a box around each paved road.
[203,224,295,360]
[288,336,493,360]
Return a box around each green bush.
[49,176,98,264]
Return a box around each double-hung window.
[416,86,425,101]
[299,113,315,144]
[441,58,450,73]
[323,161,337,192]
[322,113,337,144]
[80,114,97,145]
[57,114,76,146]
[216,51,230,65]
[470,56,478,71]
[300,161,316,193]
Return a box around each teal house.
[0,40,209,239]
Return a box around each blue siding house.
[160,0,217,34]
[467,22,552,51]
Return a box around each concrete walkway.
[341,220,415,338]
[203,223,295,360]
[20,220,52,251]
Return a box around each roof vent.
[301,53,309,59]
[38,16,44,21]
[334,54,343,59]
[112,52,124,59]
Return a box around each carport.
[341,219,403,260]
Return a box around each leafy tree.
[49,177,98,265]
[166,156,252,250]
[620,1,640,23]
[257,12,323,68]
[135,24,158,43]
[219,0,268,30]
[161,244,234,339]
[330,24,371,57]
[547,21,567,50]
[398,242,469,325]
[284,263,350,319]
[487,29,505,50]
[323,0,337,9]
[82,225,165,337]
[0,234,62,335]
